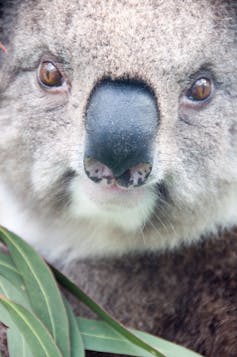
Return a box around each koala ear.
[0,3,5,55]
[0,2,6,54]
[0,0,9,19]
[0,0,15,52]
[0,0,13,68]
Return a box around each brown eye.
[38,62,63,87]
[188,77,212,101]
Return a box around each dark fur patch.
[64,229,237,357]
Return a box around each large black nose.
[84,79,158,187]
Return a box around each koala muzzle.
[84,79,158,187]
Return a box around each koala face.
[0,0,237,262]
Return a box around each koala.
[1,0,237,356]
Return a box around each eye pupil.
[46,69,50,80]
[39,62,63,87]
[188,77,212,101]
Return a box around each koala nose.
[84,79,158,187]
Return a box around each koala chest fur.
[1,0,237,356]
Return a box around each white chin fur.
[69,177,157,233]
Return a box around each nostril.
[84,157,114,184]
[131,163,152,186]
[117,163,152,187]
[84,157,152,188]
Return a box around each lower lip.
[101,183,130,192]
[83,180,145,206]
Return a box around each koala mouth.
[81,173,149,207]
[53,168,160,232]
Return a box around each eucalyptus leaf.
[0,275,33,357]
[78,317,156,357]
[0,296,63,357]
[0,274,31,330]
[77,318,203,357]
[0,227,70,357]
[64,299,85,357]
[0,300,12,327]
[7,328,33,357]
[0,252,14,266]
[52,266,166,357]
[132,329,203,357]
[0,252,24,290]
[0,275,31,310]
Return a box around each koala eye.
[38,61,64,88]
[187,77,212,102]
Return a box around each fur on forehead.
[2,0,236,89]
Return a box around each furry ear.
[0,0,11,21]
[0,0,16,33]
[0,0,14,67]
[0,0,16,55]
[0,3,6,56]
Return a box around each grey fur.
[1,1,237,356]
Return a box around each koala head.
[0,0,237,262]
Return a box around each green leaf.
[7,328,33,357]
[77,318,203,357]
[0,252,24,290]
[0,275,31,310]
[132,329,203,357]
[64,299,85,357]
[0,275,33,357]
[0,296,63,357]
[0,227,70,357]
[52,266,166,357]
[0,274,31,328]
[0,271,32,356]
[0,251,14,265]
[0,255,33,356]
[78,317,156,357]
